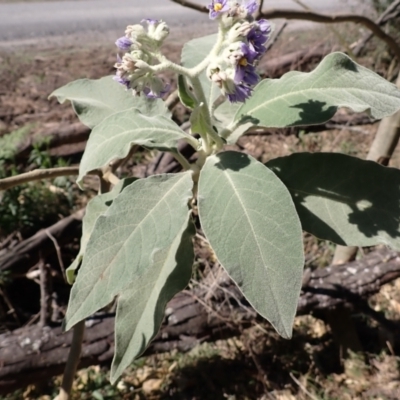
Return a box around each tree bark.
[0,248,399,394]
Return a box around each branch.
[0,166,79,191]
[260,9,400,61]
[353,0,400,56]
[170,0,207,13]
[169,0,400,62]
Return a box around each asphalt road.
[0,0,365,43]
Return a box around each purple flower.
[113,75,130,89]
[227,84,252,103]
[247,19,271,55]
[141,18,159,25]
[143,83,170,99]
[235,63,259,85]
[245,0,258,15]
[208,0,229,19]
[115,36,133,50]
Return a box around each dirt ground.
[1,12,400,400]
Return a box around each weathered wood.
[0,210,84,274]
[0,249,399,393]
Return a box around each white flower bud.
[125,24,146,40]
[151,21,170,42]
[227,21,252,42]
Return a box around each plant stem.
[188,24,226,77]
[190,76,224,152]
[172,151,192,170]
[54,321,85,400]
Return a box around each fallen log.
[0,209,84,275]
[0,248,399,393]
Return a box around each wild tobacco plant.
[51,0,400,383]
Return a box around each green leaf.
[50,76,170,128]
[267,152,400,249]
[78,109,191,184]
[236,52,400,129]
[64,172,194,329]
[112,217,194,381]
[181,34,220,107]
[212,100,251,144]
[198,151,304,338]
[178,75,196,109]
[214,100,240,128]
[66,178,137,284]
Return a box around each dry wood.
[353,0,400,56]
[0,248,399,394]
[0,209,84,274]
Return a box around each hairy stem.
[190,80,224,153]
[172,151,192,170]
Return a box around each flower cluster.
[207,1,271,103]
[208,0,258,21]
[113,19,170,98]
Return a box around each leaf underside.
[66,178,137,284]
[64,172,195,382]
[267,152,400,249]
[77,108,190,185]
[198,151,304,338]
[65,172,193,326]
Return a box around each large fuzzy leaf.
[66,178,137,284]
[267,152,400,249]
[112,217,194,381]
[235,52,400,129]
[50,76,169,128]
[198,151,304,338]
[78,108,192,184]
[65,172,194,332]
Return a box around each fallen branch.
[0,209,84,274]
[0,248,399,393]
[0,166,79,191]
[353,0,400,56]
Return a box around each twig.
[54,321,86,400]
[0,166,79,191]
[170,0,207,13]
[256,0,265,19]
[289,372,319,400]
[265,21,287,52]
[259,9,400,62]
[0,286,20,325]
[353,0,400,56]
[45,229,66,282]
[39,259,52,328]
